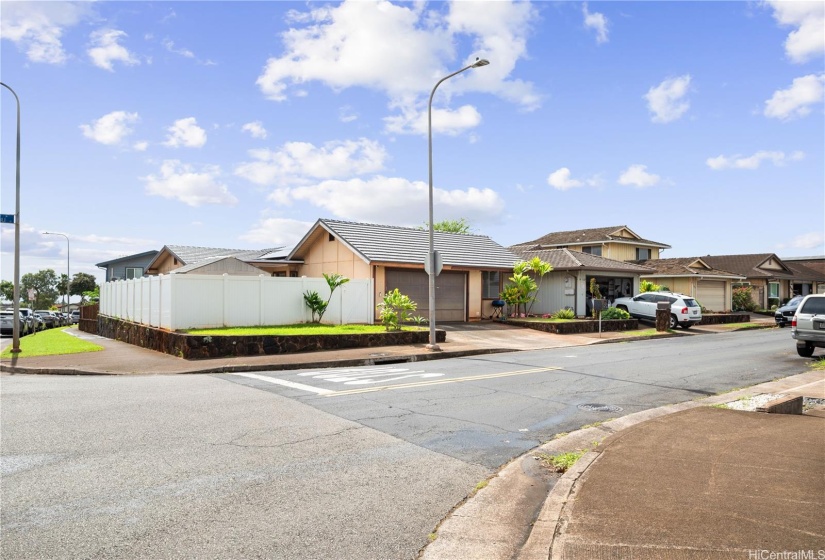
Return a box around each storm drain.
[578,403,623,413]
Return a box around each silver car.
[1,311,30,336]
[791,294,825,357]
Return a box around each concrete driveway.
[439,321,605,351]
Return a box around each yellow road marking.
[325,366,561,397]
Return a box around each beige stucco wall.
[298,237,371,280]
[468,270,482,321]
[606,244,660,261]
[153,252,180,274]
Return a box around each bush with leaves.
[732,286,757,312]
[377,289,418,331]
[553,308,575,320]
[600,306,630,320]
[501,259,551,317]
[639,279,662,293]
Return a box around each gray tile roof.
[165,245,284,264]
[293,219,520,269]
[95,250,159,268]
[511,225,670,249]
[700,254,795,280]
[631,257,744,278]
[510,247,655,273]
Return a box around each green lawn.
[184,324,425,336]
[1,327,104,358]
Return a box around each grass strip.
[185,324,425,336]
[1,327,103,358]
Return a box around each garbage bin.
[656,301,670,331]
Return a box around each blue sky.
[1,0,823,286]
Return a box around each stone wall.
[698,313,750,325]
[505,318,638,334]
[97,315,445,359]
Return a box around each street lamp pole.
[1,82,22,352]
[426,58,489,351]
[43,232,69,317]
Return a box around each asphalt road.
[1,328,809,559]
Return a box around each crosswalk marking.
[231,372,335,395]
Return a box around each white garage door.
[385,269,467,322]
[697,280,726,312]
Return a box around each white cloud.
[88,29,139,71]
[706,150,804,170]
[764,73,825,121]
[282,176,504,225]
[240,217,315,246]
[241,121,268,139]
[788,232,825,250]
[0,1,91,64]
[162,38,194,58]
[163,117,207,148]
[143,160,237,207]
[256,0,539,135]
[766,1,825,64]
[79,111,139,145]
[339,106,359,123]
[618,164,660,188]
[644,75,692,124]
[547,168,582,191]
[384,104,482,135]
[133,141,149,152]
[235,138,388,187]
[582,3,609,44]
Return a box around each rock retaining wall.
[98,315,445,359]
[698,313,750,325]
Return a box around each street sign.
[423,251,443,276]
[27,288,36,302]
[0,214,14,224]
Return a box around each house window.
[636,248,651,260]
[125,267,144,279]
[482,271,501,299]
[768,282,779,298]
[582,246,602,256]
[329,233,335,242]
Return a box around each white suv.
[791,294,825,357]
[613,291,702,330]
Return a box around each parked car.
[1,310,30,336]
[34,310,59,328]
[70,309,80,324]
[613,291,702,329]
[791,294,825,357]
[775,295,805,327]
[18,308,41,332]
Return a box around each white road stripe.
[231,372,335,395]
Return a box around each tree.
[501,261,538,317]
[303,273,350,323]
[70,273,98,303]
[419,218,471,234]
[524,256,553,315]
[0,280,16,303]
[21,269,59,310]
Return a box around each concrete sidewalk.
[422,370,825,560]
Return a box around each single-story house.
[509,246,655,316]
[700,253,800,308]
[145,245,297,276]
[631,257,745,312]
[288,219,520,322]
[782,258,825,296]
[96,250,159,281]
[511,225,671,262]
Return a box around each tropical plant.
[377,288,418,331]
[553,308,575,320]
[501,269,537,317]
[525,256,553,315]
[304,272,350,323]
[600,306,630,320]
[639,279,662,293]
[303,290,327,323]
[419,218,471,234]
[589,278,603,318]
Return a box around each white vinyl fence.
[100,275,374,330]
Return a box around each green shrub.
[303,290,327,323]
[553,308,575,319]
[377,289,417,331]
[732,286,758,312]
[600,306,630,320]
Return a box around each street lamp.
[426,58,489,351]
[43,232,69,317]
[1,82,22,352]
